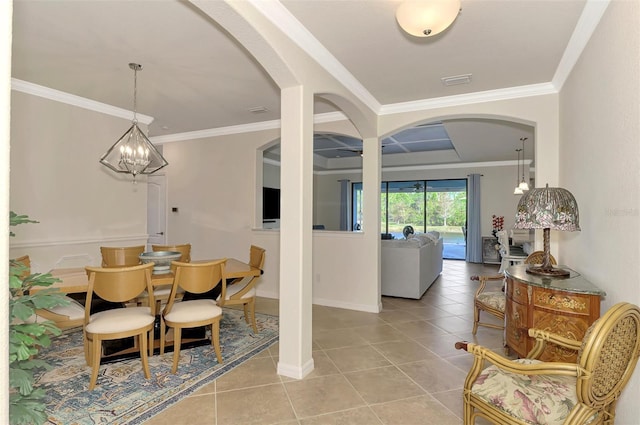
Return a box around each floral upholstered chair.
[456,302,640,425]
[472,251,557,336]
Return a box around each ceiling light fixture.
[514,149,524,195]
[396,0,461,37]
[518,137,530,191]
[100,63,168,182]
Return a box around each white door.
[147,175,167,247]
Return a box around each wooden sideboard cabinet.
[505,265,606,362]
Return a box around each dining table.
[34,258,260,295]
[33,258,262,359]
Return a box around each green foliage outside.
[9,212,69,425]
[382,191,467,238]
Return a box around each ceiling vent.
[441,74,472,86]
[248,106,268,113]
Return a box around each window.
[352,179,467,258]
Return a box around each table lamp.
[513,184,580,277]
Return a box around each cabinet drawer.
[507,278,528,304]
[533,288,591,315]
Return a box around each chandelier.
[100,63,168,182]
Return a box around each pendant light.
[514,149,523,195]
[100,63,168,182]
[518,137,530,191]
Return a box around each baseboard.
[277,357,315,379]
[312,296,381,313]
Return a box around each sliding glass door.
[352,179,467,259]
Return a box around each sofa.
[381,232,444,299]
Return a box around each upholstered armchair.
[472,251,557,336]
[456,302,640,425]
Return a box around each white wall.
[559,2,640,422]
[9,92,148,271]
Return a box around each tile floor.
[147,260,505,424]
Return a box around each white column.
[361,136,382,311]
[1,1,12,421]
[277,85,315,378]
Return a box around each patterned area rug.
[36,309,279,424]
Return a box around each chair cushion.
[221,284,255,300]
[86,307,154,334]
[477,291,505,312]
[471,359,584,425]
[45,296,85,320]
[164,300,221,323]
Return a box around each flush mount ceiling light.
[100,63,168,182]
[396,0,461,37]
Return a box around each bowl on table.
[139,251,182,275]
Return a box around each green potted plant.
[9,212,69,425]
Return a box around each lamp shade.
[513,184,580,277]
[514,185,580,232]
[396,0,461,37]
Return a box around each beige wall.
[559,2,640,421]
[9,92,148,272]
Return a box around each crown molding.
[292,159,527,176]
[248,0,381,114]
[552,0,611,91]
[379,83,558,116]
[151,119,282,144]
[150,111,350,144]
[11,78,154,125]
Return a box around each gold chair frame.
[472,251,556,335]
[84,263,156,390]
[160,259,226,374]
[218,245,265,333]
[100,245,145,268]
[457,302,640,425]
[14,255,84,329]
[152,243,191,263]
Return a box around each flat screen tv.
[263,187,280,220]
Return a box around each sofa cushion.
[425,231,440,241]
[382,238,421,248]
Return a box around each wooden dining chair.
[100,245,145,268]
[218,245,265,333]
[13,255,85,329]
[84,263,156,390]
[146,244,192,309]
[152,243,191,262]
[160,259,227,374]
